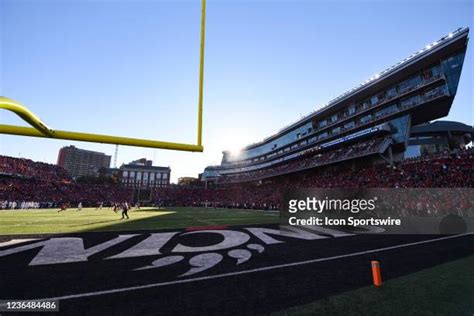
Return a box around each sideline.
[30,232,473,301]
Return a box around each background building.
[119,158,170,188]
[406,120,474,158]
[177,177,200,186]
[57,145,111,179]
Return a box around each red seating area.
[0,147,472,210]
[218,137,388,183]
[0,155,132,208]
[153,147,474,210]
[0,156,70,181]
[0,177,133,208]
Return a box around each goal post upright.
[0,0,207,153]
[197,0,206,147]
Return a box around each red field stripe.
[185,225,229,231]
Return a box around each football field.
[0,207,473,315]
[0,207,279,236]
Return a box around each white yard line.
[30,232,473,302]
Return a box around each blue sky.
[0,0,472,183]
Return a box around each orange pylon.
[371,261,383,287]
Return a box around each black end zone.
[0,225,473,315]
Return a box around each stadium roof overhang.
[411,120,474,137]
[239,27,469,152]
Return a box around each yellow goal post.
[0,0,206,152]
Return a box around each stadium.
[0,2,473,315]
[202,27,470,185]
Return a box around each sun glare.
[221,131,254,158]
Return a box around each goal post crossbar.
[0,0,206,153]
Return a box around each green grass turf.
[0,207,279,235]
[274,254,474,316]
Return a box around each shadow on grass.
[70,219,121,227]
[0,207,278,237]
[78,210,186,233]
[127,208,170,213]
[77,208,277,234]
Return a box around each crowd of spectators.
[0,156,70,181]
[0,155,132,209]
[218,137,389,183]
[153,147,474,210]
[0,177,132,209]
[0,146,473,211]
